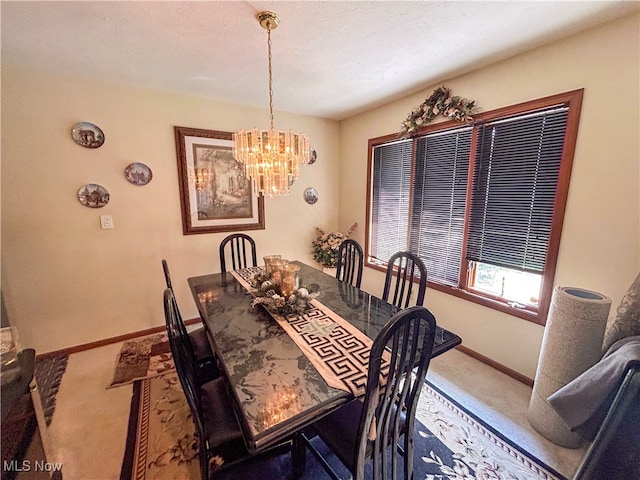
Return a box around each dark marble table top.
[188,262,461,452]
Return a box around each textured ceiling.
[2,1,638,120]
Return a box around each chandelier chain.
[267,27,274,130]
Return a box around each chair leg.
[200,450,209,480]
[293,433,307,479]
[299,431,343,480]
[405,435,413,480]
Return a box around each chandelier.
[233,11,310,197]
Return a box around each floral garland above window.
[400,86,478,136]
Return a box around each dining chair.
[336,239,364,289]
[219,233,258,273]
[161,259,219,382]
[382,251,427,309]
[298,305,437,480]
[164,288,247,479]
[164,288,293,480]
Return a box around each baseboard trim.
[455,344,534,387]
[36,318,202,359]
[37,320,534,388]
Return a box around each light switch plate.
[100,215,113,229]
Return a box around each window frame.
[364,89,583,325]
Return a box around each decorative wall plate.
[77,183,110,208]
[308,148,317,165]
[304,187,318,204]
[124,162,153,185]
[71,122,105,148]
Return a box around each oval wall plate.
[304,187,318,204]
[71,122,105,148]
[124,162,153,185]
[308,148,317,165]
[77,183,110,208]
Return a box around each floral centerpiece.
[312,223,358,268]
[250,271,318,316]
[400,86,477,137]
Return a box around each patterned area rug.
[120,371,200,480]
[108,333,174,388]
[34,353,69,426]
[120,372,567,480]
[417,383,564,479]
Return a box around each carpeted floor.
[117,345,567,480]
[36,342,586,480]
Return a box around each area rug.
[108,333,174,388]
[416,383,565,480]
[120,372,567,480]
[34,353,69,426]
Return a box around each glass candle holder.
[280,264,301,297]
[263,255,282,276]
[270,259,289,285]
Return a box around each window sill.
[365,260,544,326]
[427,282,543,325]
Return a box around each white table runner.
[230,266,389,397]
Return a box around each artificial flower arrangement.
[312,222,358,268]
[250,271,318,316]
[400,86,477,136]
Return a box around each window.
[370,138,411,263]
[366,90,583,324]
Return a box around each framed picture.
[174,126,265,235]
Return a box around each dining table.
[188,261,461,453]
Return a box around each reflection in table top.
[188,261,461,452]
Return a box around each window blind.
[467,107,569,273]
[410,127,471,286]
[370,139,412,263]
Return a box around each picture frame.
[174,126,265,235]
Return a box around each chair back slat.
[161,260,199,365]
[355,305,436,480]
[382,251,427,309]
[164,288,215,479]
[336,239,364,288]
[161,259,173,291]
[163,289,205,434]
[219,233,257,273]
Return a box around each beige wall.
[1,69,340,352]
[339,14,640,378]
[3,14,639,378]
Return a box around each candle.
[270,259,289,285]
[281,277,295,297]
[280,264,300,297]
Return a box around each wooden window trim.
[365,89,584,326]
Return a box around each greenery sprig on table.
[400,86,477,136]
[250,272,318,316]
